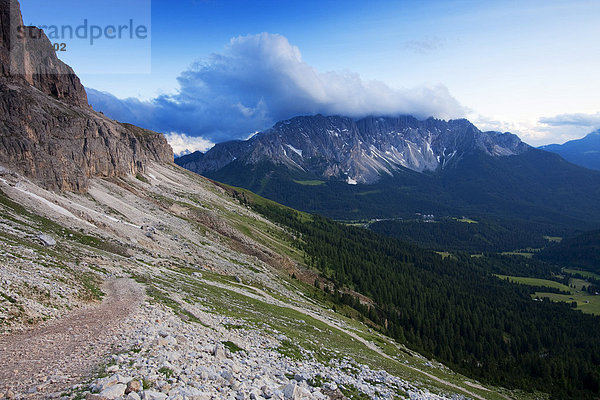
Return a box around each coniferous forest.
[233,190,600,399]
[368,218,554,253]
[537,230,600,273]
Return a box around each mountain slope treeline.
[227,186,600,399]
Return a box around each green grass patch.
[77,272,105,301]
[500,252,534,258]
[435,251,453,259]
[533,292,600,315]
[569,278,592,291]
[307,375,328,388]
[158,367,174,379]
[223,324,245,330]
[543,236,562,243]
[495,275,571,292]
[75,234,130,257]
[564,268,600,280]
[136,173,150,184]
[276,340,304,361]
[339,383,371,399]
[133,274,203,324]
[455,218,479,224]
[0,292,17,304]
[293,179,326,186]
[223,341,244,353]
[498,274,600,316]
[142,378,153,390]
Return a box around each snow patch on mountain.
[286,144,303,157]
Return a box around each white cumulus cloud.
[164,132,214,156]
[88,33,466,144]
[469,112,600,147]
[538,112,600,128]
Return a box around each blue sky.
[20,0,600,152]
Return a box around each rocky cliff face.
[178,115,530,184]
[0,0,88,107]
[0,0,173,192]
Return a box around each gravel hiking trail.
[0,278,144,399]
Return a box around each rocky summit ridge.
[0,0,173,192]
[177,115,530,184]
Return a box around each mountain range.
[177,115,529,185]
[177,115,600,232]
[541,129,600,171]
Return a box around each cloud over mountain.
[539,112,600,128]
[163,133,214,156]
[87,33,465,152]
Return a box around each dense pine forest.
[229,188,600,399]
[368,218,556,253]
[206,152,600,235]
[537,230,600,273]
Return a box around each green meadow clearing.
[293,179,326,186]
[496,274,600,315]
[563,268,600,280]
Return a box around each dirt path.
[0,278,144,399]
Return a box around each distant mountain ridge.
[177,114,600,231]
[178,115,529,184]
[541,130,600,171]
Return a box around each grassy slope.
[0,169,547,399]
[185,180,548,399]
[495,276,571,291]
[137,265,540,400]
[563,269,600,280]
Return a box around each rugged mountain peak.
[0,0,173,192]
[178,114,530,184]
[0,0,88,107]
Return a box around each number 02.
[53,43,66,52]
